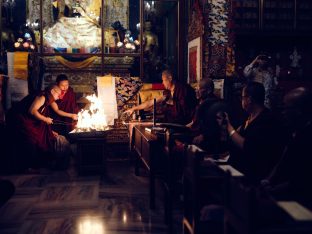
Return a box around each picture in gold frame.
[187,36,201,84]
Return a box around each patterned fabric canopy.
[115,76,142,107]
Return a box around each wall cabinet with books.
[232,0,312,34]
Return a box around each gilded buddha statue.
[143,21,159,54]
[141,21,161,82]
[46,0,103,50]
[1,18,15,52]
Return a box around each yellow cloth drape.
[139,90,163,103]
[13,52,29,80]
[141,84,153,90]
[97,74,113,87]
[52,1,57,8]
[56,56,97,69]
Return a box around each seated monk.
[125,69,197,125]
[188,78,229,154]
[50,74,79,136]
[6,86,63,170]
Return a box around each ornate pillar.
[199,0,235,78]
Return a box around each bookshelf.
[296,0,312,32]
[232,0,312,80]
[232,0,312,34]
[262,0,295,32]
[233,0,260,33]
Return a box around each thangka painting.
[103,0,129,28]
[188,37,201,84]
[27,0,129,29]
[27,0,53,27]
[188,1,203,83]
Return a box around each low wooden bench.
[183,144,243,234]
[224,174,312,234]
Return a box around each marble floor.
[0,157,183,234]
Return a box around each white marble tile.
[0,201,33,224]
[0,160,183,234]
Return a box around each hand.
[124,108,135,116]
[216,112,225,126]
[260,179,272,190]
[251,56,260,66]
[71,114,78,121]
[216,111,230,126]
[52,131,59,137]
[174,140,185,152]
[221,112,235,132]
[185,121,193,128]
[223,112,230,125]
[192,134,204,145]
[45,117,53,125]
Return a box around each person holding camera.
[243,54,277,109]
[222,82,286,183]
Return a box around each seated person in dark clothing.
[50,74,79,136]
[223,82,286,183]
[125,69,197,125]
[6,86,64,171]
[186,78,229,153]
[262,87,312,209]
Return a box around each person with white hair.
[125,69,197,125]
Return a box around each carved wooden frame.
[187,37,201,84]
[188,0,204,42]
[188,0,204,83]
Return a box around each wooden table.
[132,125,165,209]
[69,130,111,175]
[125,120,153,150]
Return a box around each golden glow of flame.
[78,217,105,234]
[74,94,108,132]
[122,211,127,224]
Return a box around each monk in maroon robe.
[50,74,78,136]
[125,69,197,125]
[162,81,197,124]
[6,86,62,169]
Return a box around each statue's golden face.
[144,22,152,30]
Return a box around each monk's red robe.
[7,91,56,157]
[51,87,79,135]
[163,82,197,125]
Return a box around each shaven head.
[56,74,69,98]
[50,85,62,101]
[162,69,175,90]
[241,82,265,112]
[56,74,68,84]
